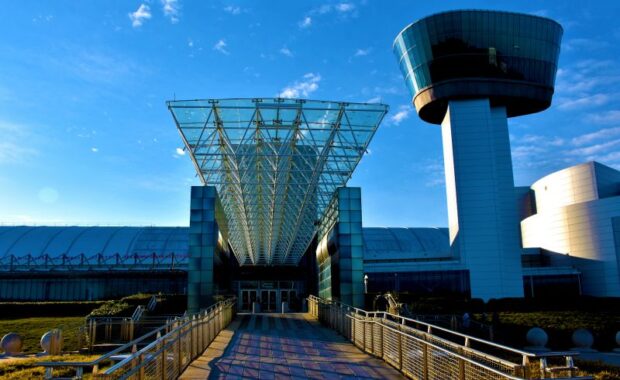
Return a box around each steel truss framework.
[168,98,388,266]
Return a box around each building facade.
[1,10,619,307]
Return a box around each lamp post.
[364,274,368,294]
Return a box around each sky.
[0,0,619,228]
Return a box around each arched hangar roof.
[363,227,450,260]
[0,226,189,258]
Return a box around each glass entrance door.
[241,290,257,312]
[260,290,277,312]
[281,290,298,311]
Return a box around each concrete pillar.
[441,99,524,300]
[188,186,217,314]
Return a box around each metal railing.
[41,297,236,380]
[308,295,592,380]
[0,253,189,272]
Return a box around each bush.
[576,360,620,379]
[88,293,154,317]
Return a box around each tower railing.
[307,295,591,380]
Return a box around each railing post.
[138,353,145,380]
[398,331,403,370]
[522,354,530,378]
[540,357,548,379]
[161,337,167,380]
[177,329,183,373]
[155,331,162,378]
[90,319,96,351]
[566,355,575,377]
[191,315,197,359]
[362,313,366,351]
[350,308,355,343]
[423,343,429,380]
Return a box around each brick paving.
[180,313,404,379]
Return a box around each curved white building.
[520,161,620,296]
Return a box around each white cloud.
[299,16,312,28]
[585,111,620,125]
[188,39,194,48]
[279,47,293,57]
[279,73,321,98]
[300,3,356,28]
[563,38,609,52]
[175,147,186,156]
[223,5,241,15]
[556,93,609,111]
[161,0,180,23]
[129,4,151,28]
[335,3,355,12]
[389,105,412,125]
[366,96,381,103]
[569,139,620,157]
[91,147,99,153]
[354,48,371,57]
[572,127,620,145]
[0,121,39,164]
[213,39,229,55]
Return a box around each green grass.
[0,354,101,380]
[0,317,85,353]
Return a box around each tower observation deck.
[393,10,563,300]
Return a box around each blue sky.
[0,0,619,227]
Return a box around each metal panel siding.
[441,99,524,300]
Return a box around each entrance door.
[241,290,257,312]
[260,290,277,312]
[281,290,298,311]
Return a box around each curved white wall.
[522,162,620,296]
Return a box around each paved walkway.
[180,313,404,379]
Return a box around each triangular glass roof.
[168,98,388,266]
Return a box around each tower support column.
[441,99,524,300]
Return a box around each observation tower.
[393,10,563,299]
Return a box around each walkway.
[180,313,404,379]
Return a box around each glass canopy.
[168,98,388,266]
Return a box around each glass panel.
[168,98,387,267]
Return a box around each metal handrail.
[40,297,236,380]
[307,295,591,380]
[100,297,236,379]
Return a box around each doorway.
[280,290,298,311]
[241,290,257,312]
[260,290,277,312]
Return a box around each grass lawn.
[0,354,101,380]
[0,317,85,354]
